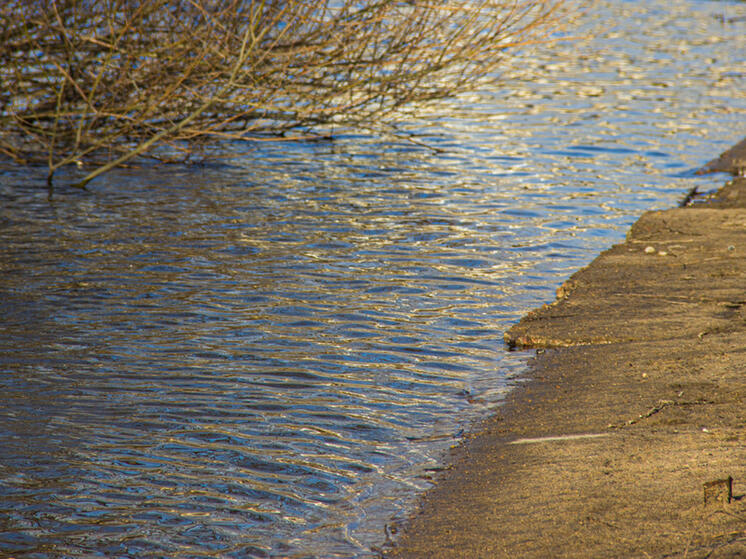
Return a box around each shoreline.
[385,139,746,558]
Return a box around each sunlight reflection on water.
[0,0,744,557]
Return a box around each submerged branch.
[1,0,569,187]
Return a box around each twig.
[608,399,715,430]
[1,0,569,186]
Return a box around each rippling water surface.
[1,1,745,557]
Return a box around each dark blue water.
[1,0,744,556]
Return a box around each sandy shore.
[385,139,746,558]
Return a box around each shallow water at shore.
[1,0,745,556]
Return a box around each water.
[1,0,744,556]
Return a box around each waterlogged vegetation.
[0,0,563,188]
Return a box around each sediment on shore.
[385,139,746,559]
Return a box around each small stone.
[644,246,656,254]
[728,245,736,251]
[641,372,648,378]
[657,251,668,256]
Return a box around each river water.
[1,1,744,557]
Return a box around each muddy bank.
[385,140,746,558]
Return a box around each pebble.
[644,246,656,254]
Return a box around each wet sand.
[385,140,746,558]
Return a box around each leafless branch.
[0,0,568,187]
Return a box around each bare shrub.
[0,0,566,188]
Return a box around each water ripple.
[2,0,746,556]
